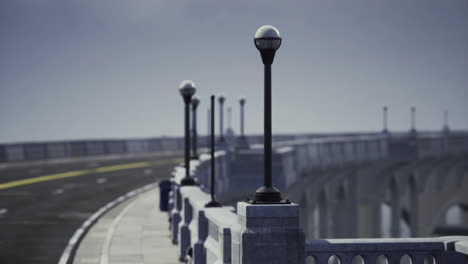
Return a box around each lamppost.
[382,106,389,134]
[239,97,246,138]
[443,109,450,133]
[179,80,197,186]
[218,95,226,143]
[410,106,417,135]
[205,95,222,208]
[251,25,286,204]
[191,95,200,159]
[207,108,211,149]
[227,107,232,130]
[237,97,249,149]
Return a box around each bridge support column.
[391,197,401,238]
[319,193,329,238]
[232,202,305,264]
[410,175,419,237]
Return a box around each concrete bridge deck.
[73,187,178,264]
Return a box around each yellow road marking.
[0,158,182,190]
[94,162,152,173]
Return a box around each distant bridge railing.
[0,137,185,163]
[273,132,468,175]
[2,131,465,164]
[166,150,468,264]
[0,133,324,163]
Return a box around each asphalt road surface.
[0,153,181,264]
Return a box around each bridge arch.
[419,158,468,235]
[430,200,468,235]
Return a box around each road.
[0,154,181,264]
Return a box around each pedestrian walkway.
[73,188,178,264]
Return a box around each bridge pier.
[409,174,419,237]
[318,190,329,238]
[390,177,401,238]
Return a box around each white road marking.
[52,188,64,195]
[97,178,107,184]
[0,208,8,217]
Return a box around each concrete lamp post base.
[181,177,196,186]
[247,186,290,204]
[232,202,305,264]
[204,200,222,208]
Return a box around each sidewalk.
[73,188,178,264]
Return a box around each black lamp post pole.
[207,108,211,148]
[264,64,272,189]
[210,99,215,199]
[184,102,191,179]
[383,106,388,133]
[219,98,225,142]
[411,107,416,132]
[205,95,222,208]
[179,80,196,186]
[191,101,198,159]
[444,110,448,129]
[240,101,245,137]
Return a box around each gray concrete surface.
[73,188,178,264]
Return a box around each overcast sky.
[0,0,467,143]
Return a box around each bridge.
[167,129,468,264]
[2,129,467,263]
[1,21,468,264]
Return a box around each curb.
[57,182,159,264]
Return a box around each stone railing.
[168,159,304,264]
[272,133,468,175]
[305,237,468,263]
[168,155,241,263]
[165,135,468,264]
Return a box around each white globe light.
[179,80,196,97]
[254,25,282,51]
[192,95,200,107]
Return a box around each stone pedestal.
[232,202,305,264]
